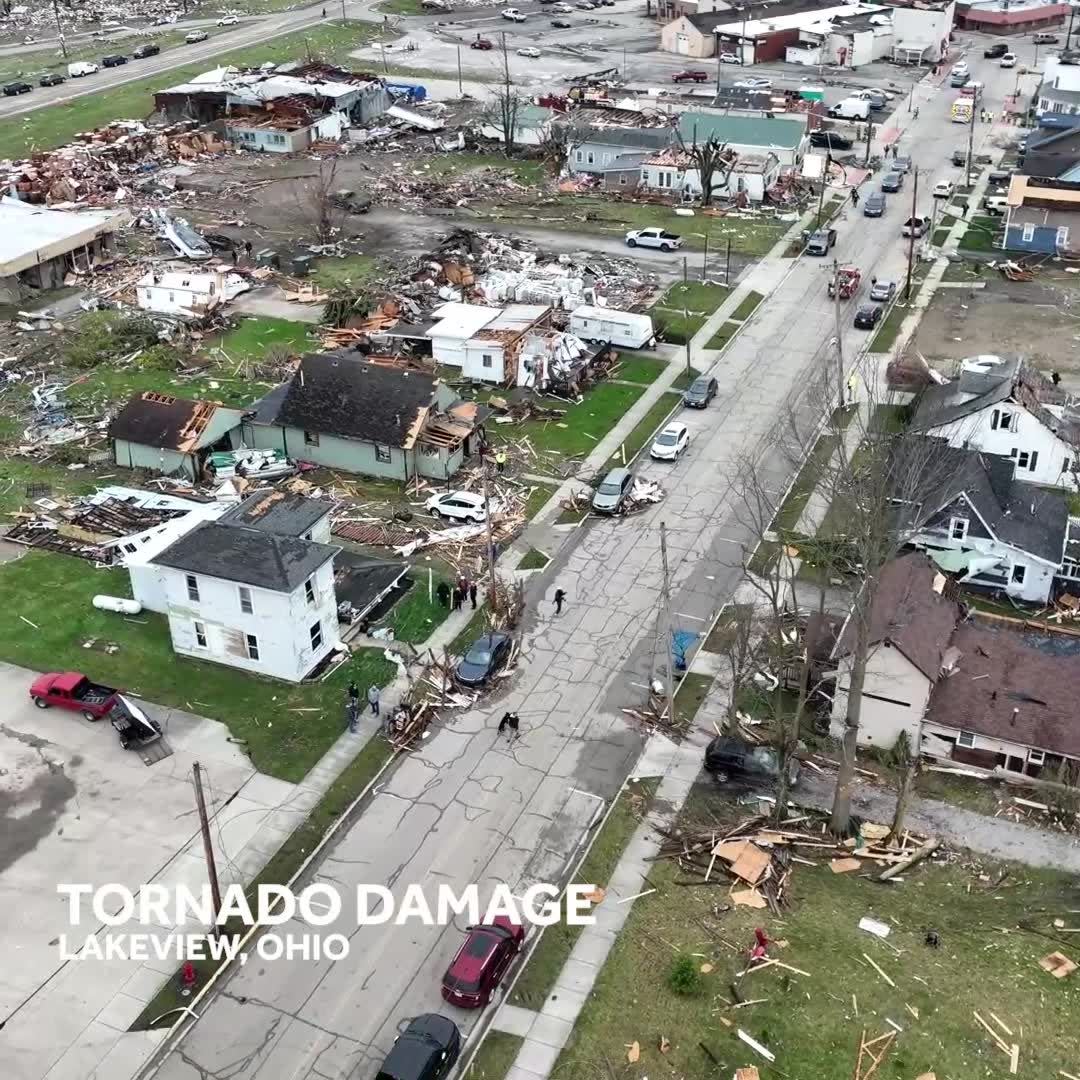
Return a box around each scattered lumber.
[879,837,941,881]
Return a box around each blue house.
[1003,174,1080,257]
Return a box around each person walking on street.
[346,701,359,735]
[348,681,359,708]
[469,582,478,609]
[914,106,920,119]
[367,685,380,717]
[436,580,451,608]
[851,188,859,206]
[553,588,566,615]
[507,713,520,742]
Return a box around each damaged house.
[110,392,246,481]
[242,351,483,482]
[154,63,392,151]
[0,197,125,302]
[136,267,250,317]
[639,147,781,203]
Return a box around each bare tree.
[295,159,350,245]
[481,31,526,153]
[679,133,737,207]
[538,116,590,175]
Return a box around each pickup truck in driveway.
[30,671,120,720]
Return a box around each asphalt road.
[144,45,1028,1080]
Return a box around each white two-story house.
[139,491,341,682]
[913,355,1080,492]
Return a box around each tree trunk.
[890,758,921,840]
[830,591,869,835]
[700,166,714,207]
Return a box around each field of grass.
[959,215,1001,253]
[613,353,669,385]
[730,289,764,321]
[523,482,558,519]
[462,1033,524,1080]
[650,282,730,346]
[0,551,396,781]
[0,457,108,517]
[0,21,387,159]
[311,255,377,290]
[556,783,1080,1080]
[867,301,910,354]
[604,393,680,471]
[705,320,740,350]
[518,547,550,571]
[376,0,428,12]
[375,574,450,644]
[427,152,547,187]
[511,778,659,1010]
[673,671,713,729]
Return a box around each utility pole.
[831,258,845,410]
[457,44,463,96]
[725,236,731,285]
[905,167,919,302]
[1069,2,1077,50]
[702,227,709,279]
[816,152,830,226]
[192,763,222,929]
[659,522,676,727]
[341,0,346,21]
[481,466,499,614]
[50,0,66,58]
[965,95,976,188]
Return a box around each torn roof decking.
[110,392,243,454]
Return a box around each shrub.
[63,311,160,369]
[668,953,701,996]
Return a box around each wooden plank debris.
[862,953,896,988]
[831,857,862,873]
[879,837,941,881]
[736,1029,775,1063]
[854,1030,896,1080]
[1039,951,1078,979]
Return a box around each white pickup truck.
[625,227,683,252]
[501,7,527,19]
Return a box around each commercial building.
[954,0,1067,34]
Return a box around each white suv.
[426,491,490,523]
[501,7,527,19]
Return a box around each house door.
[676,33,689,55]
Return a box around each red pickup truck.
[30,671,120,721]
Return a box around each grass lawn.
[0,552,396,781]
[556,783,1080,1080]
[311,255,377,290]
[132,729,394,1029]
[868,403,911,435]
[674,672,713,729]
[960,215,1001,253]
[0,22,387,159]
[376,574,450,644]
[446,607,488,658]
[604,393,680,471]
[650,283,730,347]
[705,320,741,350]
[613,353,669,385]
[730,290,764,322]
[510,778,660,1010]
[462,1032,524,1080]
[518,547,550,571]
[931,228,950,246]
[867,301,910,354]
[523,482,558,519]
[941,259,991,282]
[672,367,701,391]
[376,0,428,11]
[209,315,316,359]
[427,152,547,187]
[0,457,108,517]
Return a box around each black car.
[101,54,128,67]
[377,1014,461,1080]
[132,43,161,58]
[551,17,572,25]
[39,72,64,86]
[854,304,882,329]
[3,81,31,95]
[809,130,853,151]
[987,168,1011,186]
[684,374,718,408]
[880,171,903,193]
[862,192,886,217]
[952,148,968,167]
[455,631,513,687]
[984,42,1008,58]
[704,736,800,785]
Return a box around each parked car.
[880,171,903,193]
[902,216,927,238]
[375,1014,460,1080]
[441,918,525,1007]
[987,168,1011,186]
[805,227,837,256]
[3,80,32,95]
[575,1,596,8]
[672,69,708,83]
[650,422,690,461]
[470,36,494,48]
[1000,53,1017,68]
[809,130,853,151]
[862,192,886,217]
[717,51,741,64]
[892,153,912,173]
[68,61,99,76]
[517,46,541,57]
[932,179,955,199]
[857,88,887,110]
[455,631,513,687]
[625,227,682,251]
[551,18,572,26]
[984,42,1008,58]
[984,194,1009,215]
[426,490,488,523]
[592,467,634,514]
[185,29,209,42]
[950,71,970,87]
[501,6,527,17]
[854,303,882,329]
[39,72,64,86]
[869,279,897,302]
[734,77,771,89]
[551,2,573,9]
[218,13,240,23]
[684,374,718,408]
[952,60,969,75]
[1034,31,1059,43]
[951,148,968,167]
[101,54,127,66]
[132,43,160,58]
[30,671,120,721]
[704,735,801,786]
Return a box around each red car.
[672,69,708,83]
[471,37,494,49]
[441,916,525,1007]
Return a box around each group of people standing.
[437,575,478,611]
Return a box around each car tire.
[626,238,637,247]
[430,507,443,519]
[661,243,673,251]
[712,770,729,783]
[33,697,48,709]
[83,710,99,722]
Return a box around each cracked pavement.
[149,61,1014,1080]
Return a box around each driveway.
[146,45,1028,1080]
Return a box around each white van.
[569,305,655,349]
[68,61,99,77]
[827,96,870,121]
[984,194,1009,216]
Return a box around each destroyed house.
[243,351,483,482]
[110,392,245,481]
[426,302,557,384]
[0,197,125,303]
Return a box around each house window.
[304,430,320,446]
[991,409,1015,432]
[239,586,253,615]
[949,517,969,541]
[310,621,323,651]
[957,730,976,748]
[1012,564,1027,584]
[574,150,583,163]
[375,444,392,463]
[1016,450,1031,469]
[586,150,595,164]
[1064,457,1072,475]
[1022,223,1035,242]
[1028,748,1046,765]
[482,354,493,368]
[194,621,207,648]
[168,292,175,304]
[1057,225,1069,248]
[186,574,199,602]
[305,577,315,605]
[246,634,260,661]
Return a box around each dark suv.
[132,43,161,58]
[3,81,32,95]
[684,374,718,408]
[984,42,1007,58]
[809,130,853,151]
[704,735,801,786]
[376,1014,460,1080]
[101,54,128,67]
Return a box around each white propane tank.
[93,595,142,615]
